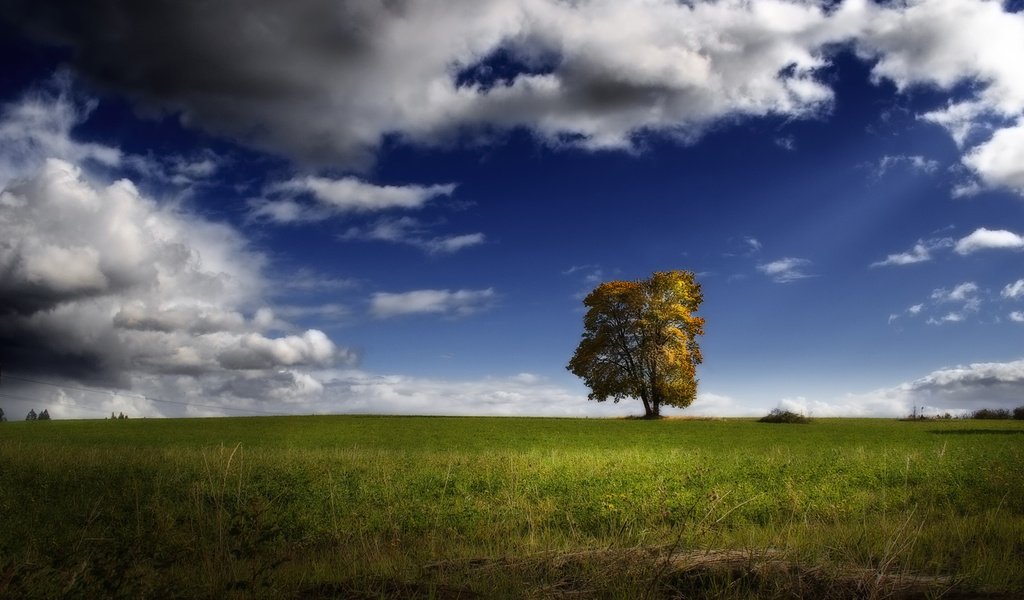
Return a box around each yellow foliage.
[567,270,703,417]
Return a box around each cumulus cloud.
[1009,311,1024,323]
[757,257,812,283]
[370,288,497,318]
[778,359,1024,417]
[340,217,485,254]
[851,0,1024,194]
[2,0,1022,197]
[1,0,857,168]
[954,227,1024,254]
[0,157,352,406]
[962,121,1024,194]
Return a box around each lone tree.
[568,270,704,418]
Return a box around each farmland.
[1,416,1022,598]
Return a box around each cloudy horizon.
[1,0,1023,419]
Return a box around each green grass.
[1,416,1022,598]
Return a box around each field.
[1,416,1022,599]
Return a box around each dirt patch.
[422,546,966,599]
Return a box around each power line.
[0,391,111,416]
[1,374,287,417]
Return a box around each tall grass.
[1,416,1022,598]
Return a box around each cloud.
[370,288,497,319]
[216,330,338,370]
[5,0,1021,196]
[340,217,485,254]
[774,394,909,418]
[893,359,1024,411]
[871,154,940,178]
[1002,279,1024,300]
[934,282,979,303]
[962,120,1024,194]
[2,0,856,168]
[851,0,1024,194]
[0,73,121,187]
[917,281,981,325]
[871,237,953,267]
[0,155,353,405]
[777,358,1024,417]
[954,227,1024,255]
[1010,311,1024,323]
[251,177,457,223]
[757,257,812,283]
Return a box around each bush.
[758,409,810,424]
[1014,406,1024,420]
[971,408,1011,420]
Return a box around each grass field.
[1,415,1022,598]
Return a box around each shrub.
[758,409,810,424]
[1014,406,1024,420]
[971,408,1011,420]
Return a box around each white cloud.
[779,358,1024,417]
[340,217,485,254]
[11,0,859,168]
[908,304,924,315]
[0,74,121,187]
[370,288,497,319]
[872,154,940,178]
[423,233,486,254]
[0,157,353,407]
[217,330,341,370]
[954,227,1024,255]
[1009,311,1024,323]
[252,177,457,223]
[1002,279,1024,300]
[8,0,1024,199]
[849,0,1024,194]
[962,120,1024,194]
[871,237,953,267]
[757,257,812,283]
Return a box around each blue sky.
[1,0,1023,419]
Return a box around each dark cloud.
[0,0,849,167]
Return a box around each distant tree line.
[904,406,1024,420]
[23,409,51,421]
[970,407,1024,420]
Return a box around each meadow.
[1,415,1022,598]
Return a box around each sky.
[1,0,1023,420]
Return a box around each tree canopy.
[567,270,704,418]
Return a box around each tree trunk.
[640,394,653,418]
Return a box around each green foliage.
[758,408,811,424]
[970,408,1012,420]
[0,416,1022,598]
[568,270,704,417]
[1015,406,1024,420]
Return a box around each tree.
[26,409,37,421]
[568,270,704,418]
[38,409,51,421]
[0,407,5,422]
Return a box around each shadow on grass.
[928,429,1024,436]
